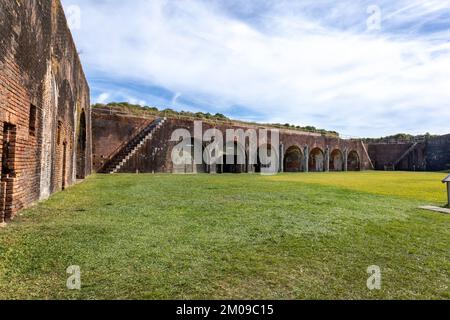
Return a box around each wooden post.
[447,183,450,207]
[442,175,450,207]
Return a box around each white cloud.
[96,92,110,104]
[95,90,146,107]
[63,0,450,137]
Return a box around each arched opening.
[76,110,87,179]
[329,149,344,171]
[254,144,277,173]
[173,138,207,174]
[347,150,360,171]
[219,141,246,174]
[194,138,207,173]
[284,146,303,172]
[1,123,17,222]
[309,147,324,172]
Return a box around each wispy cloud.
[62,0,450,137]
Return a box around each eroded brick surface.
[0,0,91,222]
[426,134,450,171]
[92,110,373,174]
[368,136,450,171]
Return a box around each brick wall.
[426,134,450,171]
[92,109,155,171]
[368,138,449,171]
[368,143,415,170]
[93,113,373,174]
[0,0,91,222]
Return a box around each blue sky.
[61,0,450,137]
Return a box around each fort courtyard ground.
[0,172,448,300]
[1,0,450,306]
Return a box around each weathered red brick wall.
[368,144,413,170]
[92,109,155,171]
[368,143,428,171]
[426,134,450,171]
[397,143,426,171]
[93,113,373,174]
[0,0,91,222]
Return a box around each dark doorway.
[330,149,344,171]
[347,150,360,171]
[220,154,238,173]
[255,144,276,173]
[191,138,207,173]
[76,110,87,179]
[62,142,67,190]
[309,147,325,172]
[1,123,17,221]
[219,142,246,174]
[284,146,303,172]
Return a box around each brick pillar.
[304,145,309,173]
[344,148,348,172]
[279,143,284,173]
[325,146,330,172]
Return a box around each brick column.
[279,143,284,173]
[343,148,348,172]
[303,145,309,173]
[324,146,330,172]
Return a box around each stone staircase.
[100,117,167,174]
[394,142,418,169]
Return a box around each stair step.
[394,143,419,167]
[102,118,166,173]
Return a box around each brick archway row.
[171,140,361,174]
[92,116,371,175]
[281,144,361,173]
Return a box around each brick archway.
[309,147,324,172]
[330,149,344,171]
[284,145,303,172]
[347,150,360,171]
[255,144,278,173]
[220,141,246,174]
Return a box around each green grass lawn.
[0,172,449,300]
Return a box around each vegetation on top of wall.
[363,133,438,144]
[92,102,340,137]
